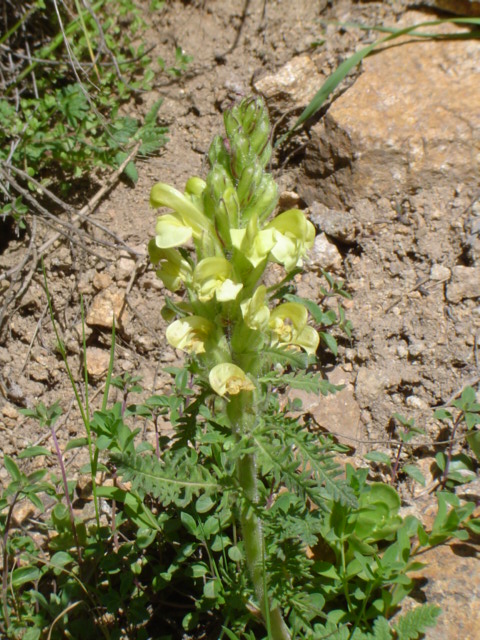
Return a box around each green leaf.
[434,408,452,421]
[195,494,215,513]
[181,511,198,535]
[4,455,21,482]
[50,551,74,569]
[403,464,426,486]
[228,545,244,562]
[18,446,51,458]
[116,152,138,183]
[394,604,441,639]
[320,331,338,356]
[65,437,89,451]
[365,451,391,466]
[187,562,209,578]
[465,412,480,430]
[203,578,222,599]
[136,528,157,549]
[11,565,42,587]
[467,431,480,461]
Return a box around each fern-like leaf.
[254,415,357,508]
[394,604,441,640]
[113,449,222,508]
[260,370,343,395]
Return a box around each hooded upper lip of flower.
[265,209,316,271]
[240,285,270,331]
[230,213,276,268]
[150,182,221,252]
[148,241,193,292]
[269,302,319,355]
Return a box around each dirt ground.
[1,0,480,636]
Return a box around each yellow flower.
[269,302,319,355]
[209,363,255,397]
[266,209,315,271]
[230,214,276,268]
[148,241,192,291]
[150,182,220,253]
[240,285,270,331]
[193,257,243,303]
[166,316,215,354]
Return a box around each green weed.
[0,0,177,228]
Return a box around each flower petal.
[209,363,255,396]
[166,316,215,354]
[266,209,315,271]
[150,182,216,243]
[193,257,242,302]
[154,214,193,248]
[269,302,318,354]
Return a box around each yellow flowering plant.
[147,97,352,639]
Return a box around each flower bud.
[240,174,278,225]
[236,163,264,208]
[208,135,231,171]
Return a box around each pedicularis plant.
[134,97,441,638]
[148,96,323,639]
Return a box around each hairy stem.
[229,394,291,640]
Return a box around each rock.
[12,502,35,526]
[301,16,480,207]
[410,541,480,640]
[85,347,110,378]
[421,0,480,15]
[93,272,112,291]
[446,266,480,303]
[308,201,359,244]
[86,288,127,329]
[430,264,451,281]
[278,191,303,211]
[405,395,429,410]
[288,367,363,450]
[310,232,343,272]
[253,55,325,113]
[355,367,385,406]
[2,403,19,419]
[116,256,135,282]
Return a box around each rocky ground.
[1,1,480,637]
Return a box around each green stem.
[228,394,291,640]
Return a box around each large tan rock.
[85,347,110,378]
[302,16,480,207]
